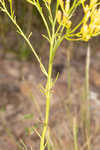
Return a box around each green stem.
[9,0,13,16]
[3,5,48,77]
[40,62,52,150]
[35,4,51,40]
[85,43,90,100]
[85,43,91,150]
[40,30,54,150]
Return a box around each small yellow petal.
[56,10,62,23]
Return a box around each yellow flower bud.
[81,24,90,41]
[65,0,70,13]
[84,5,89,13]
[62,14,71,28]
[59,0,64,9]
[56,10,62,23]
[62,15,67,24]
[90,0,98,7]
[66,20,72,29]
[81,24,88,33]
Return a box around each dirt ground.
[0,40,100,150]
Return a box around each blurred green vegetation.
[0,0,46,60]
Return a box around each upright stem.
[40,35,54,150]
[85,43,90,100]
[85,43,91,150]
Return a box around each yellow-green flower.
[81,0,100,41]
[56,10,62,23]
[90,0,98,7]
[56,0,71,29]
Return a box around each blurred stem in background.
[20,4,33,60]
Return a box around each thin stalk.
[9,0,13,16]
[67,47,71,95]
[40,42,54,150]
[35,4,51,40]
[85,43,91,150]
[40,23,55,150]
[2,5,48,77]
[73,117,78,150]
[85,44,90,100]
[27,0,51,39]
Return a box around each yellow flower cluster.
[81,0,100,41]
[56,0,72,29]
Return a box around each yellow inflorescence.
[90,0,98,7]
[81,0,100,41]
[56,0,72,29]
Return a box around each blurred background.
[0,1,100,150]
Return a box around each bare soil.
[0,41,100,150]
